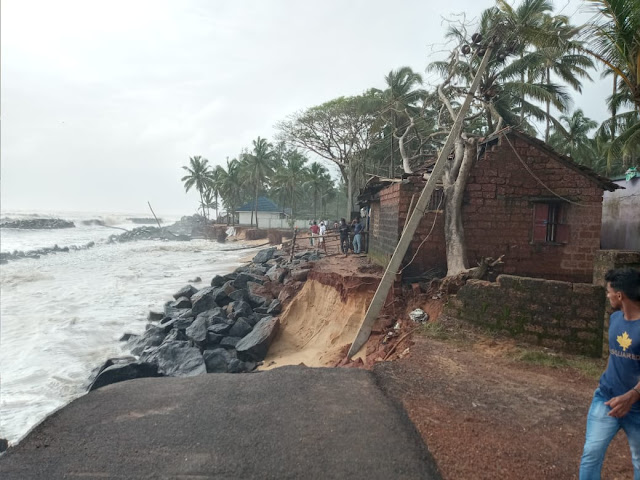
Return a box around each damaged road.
[0,366,440,480]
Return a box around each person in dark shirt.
[338,218,350,255]
[580,268,640,478]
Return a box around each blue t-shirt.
[354,223,363,235]
[599,310,640,407]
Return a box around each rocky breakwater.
[0,218,75,229]
[0,242,96,264]
[88,247,324,390]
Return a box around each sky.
[1,0,609,215]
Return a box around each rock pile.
[0,218,75,229]
[88,246,324,391]
[0,242,96,264]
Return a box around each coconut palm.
[181,156,213,219]
[270,149,309,218]
[548,109,599,159]
[241,137,276,228]
[582,0,640,169]
[218,158,245,225]
[305,162,331,219]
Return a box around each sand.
[262,279,369,369]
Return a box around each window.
[532,202,569,244]
[427,188,445,212]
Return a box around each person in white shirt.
[318,221,327,253]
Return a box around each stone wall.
[445,274,606,357]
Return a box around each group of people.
[308,218,364,255]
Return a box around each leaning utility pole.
[348,46,494,358]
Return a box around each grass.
[512,349,605,380]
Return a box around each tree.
[583,0,640,168]
[548,109,599,159]
[270,148,309,218]
[180,156,213,219]
[277,93,379,217]
[241,137,276,229]
[208,165,225,221]
[305,162,331,219]
[218,158,247,225]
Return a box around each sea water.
[0,211,256,444]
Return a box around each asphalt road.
[0,366,440,479]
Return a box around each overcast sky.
[1,0,608,215]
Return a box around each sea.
[0,210,258,445]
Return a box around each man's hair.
[605,268,640,301]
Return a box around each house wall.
[444,275,605,357]
[238,212,288,228]
[602,177,640,250]
[368,134,606,283]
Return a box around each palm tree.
[241,137,276,229]
[270,149,309,218]
[219,158,245,225]
[208,165,225,221]
[548,109,599,160]
[380,67,425,177]
[305,162,331,219]
[181,156,213,219]
[583,0,640,169]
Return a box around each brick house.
[361,128,620,283]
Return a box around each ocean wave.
[0,269,55,286]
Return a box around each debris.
[409,309,428,323]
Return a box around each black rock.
[206,332,224,346]
[173,285,198,300]
[140,341,206,377]
[228,358,257,373]
[233,273,253,289]
[208,323,231,335]
[128,325,166,355]
[229,300,253,321]
[163,328,187,343]
[185,316,210,344]
[236,316,279,362]
[147,310,164,321]
[190,287,218,316]
[0,438,8,453]
[119,333,138,342]
[88,362,160,391]
[210,275,226,287]
[211,286,231,306]
[229,317,253,338]
[248,312,271,327]
[229,289,250,303]
[219,336,242,349]
[163,301,190,319]
[267,299,282,315]
[203,348,233,373]
[250,266,268,275]
[171,296,192,309]
[253,306,269,314]
[247,292,268,309]
[252,247,276,264]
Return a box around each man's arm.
[606,380,640,417]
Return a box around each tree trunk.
[545,67,551,143]
[443,137,476,276]
[346,162,355,219]
[611,73,617,140]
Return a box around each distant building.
[602,170,640,251]
[359,128,620,283]
[237,197,290,227]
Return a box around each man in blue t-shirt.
[580,268,640,479]
[352,219,363,254]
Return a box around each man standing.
[352,218,363,254]
[309,221,320,248]
[580,268,640,479]
[318,221,327,254]
[338,218,350,255]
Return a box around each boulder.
[171,296,192,309]
[208,323,231,335]
[250,266,268,275]
[233,273,265,289]
[210,275,226,287]
[266,266,288,283]
[228,358,257,373]
[88,362,160,391]
[196,307,228,324]
[252,247,276,264]
[247,292,268,309]
[228,300,253,321]
[190,287,218,316]
[219,336,242,349]
[140,341,206,377]
[289,269,309,282]
[267,299,282,315]
[229,317,253,338]
[129,325,166,355]
[203,348,234,373]
[253,306,269,315]
[119,333,137,342]
[147,310,164,321]
[229,289,250,303]
[173,285,198,300]
[0,438,8,453]
[162,328,187,344]
[163,301,190,319]
[211,286,232,306]
[206,332,224,346]
[236,316,279,362]
[185,315,211,344]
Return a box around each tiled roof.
[237,197,284,212]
